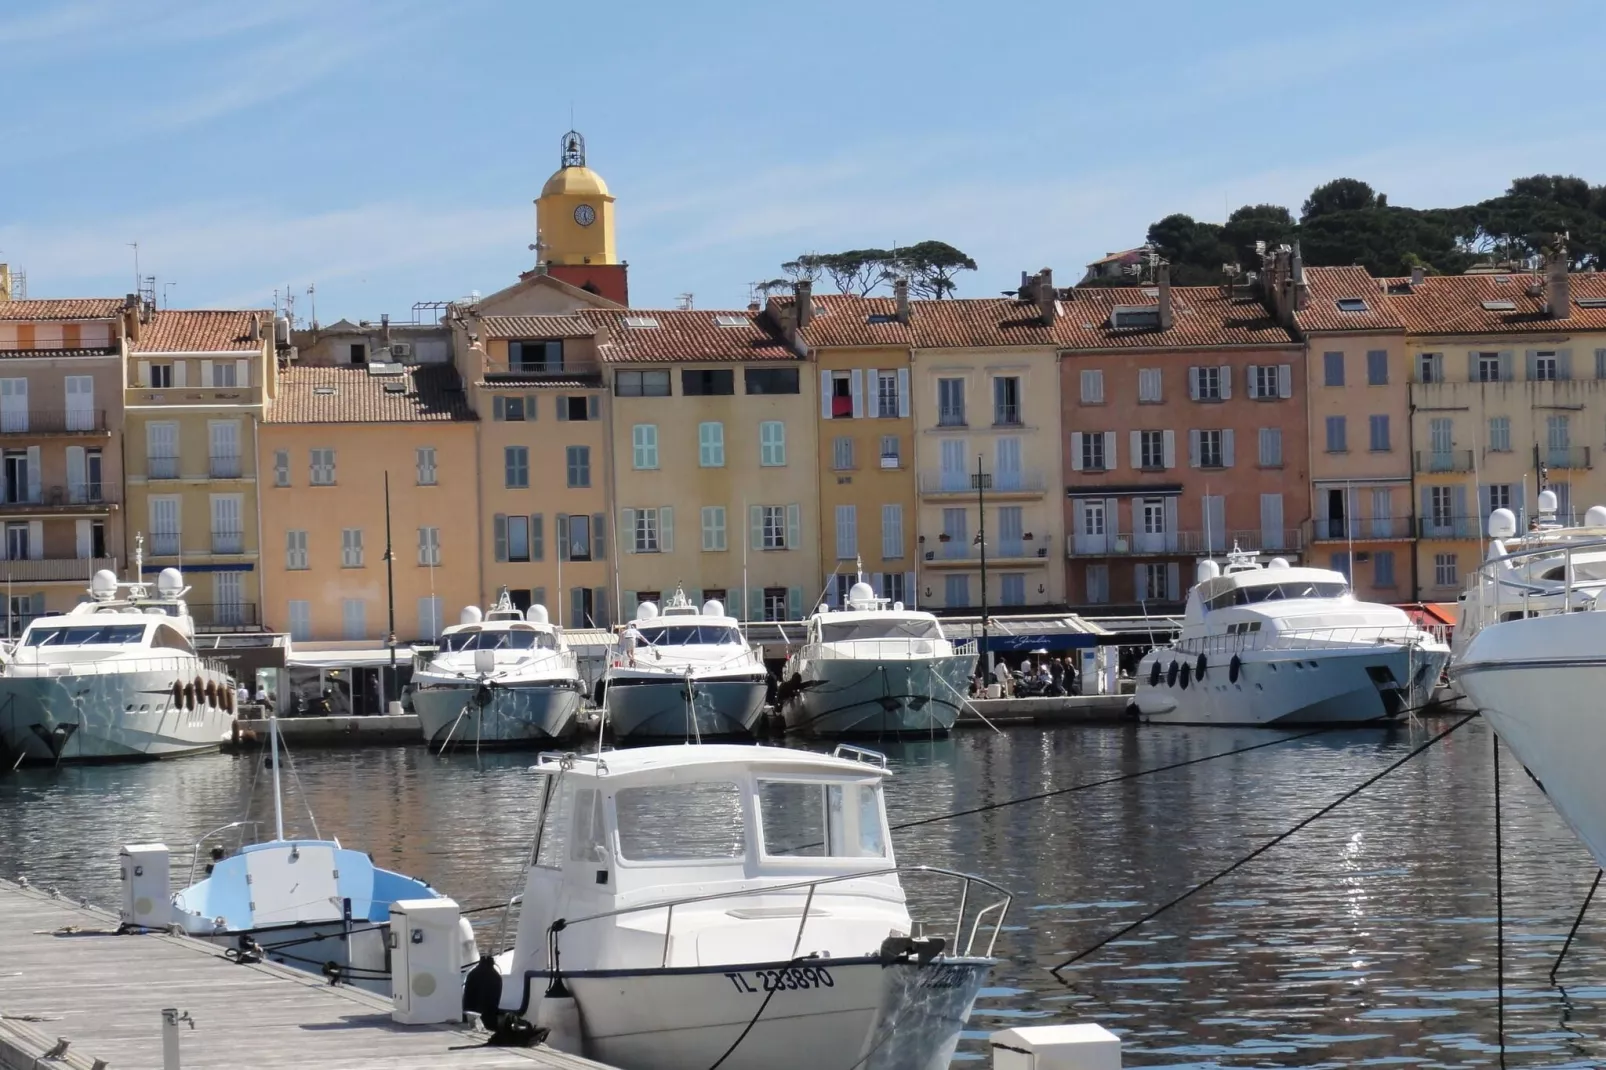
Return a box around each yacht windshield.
[758,780,888,858]
[820,619,942,643]
[634,624,740,647]
[1206,581,1348,610]
[25,624,147,647]
[441,629,557,652]
[615,782,746,861]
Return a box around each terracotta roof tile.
[0,298,124,320]
[266,364,475,424]
[477,314,595,339]
[582,309,795,364]
[1383,272,1606,335]
[1295,267,1405,333]
[132,310,270,353]
[777,294,913,349]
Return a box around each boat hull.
[781,654,976,736]
[1133,644,1446,727]
[0,664,233,764]
[193,922,395,994]
[603,675,767,740]
[412,680,581,747]
[521,955,990,1070]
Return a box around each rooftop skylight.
[1335,298,1369,312]
[623,316,660,329]
[313,386,336,395]
[712,315,748,328]
[1576,297,1606,309]
[1481,300,1516,312]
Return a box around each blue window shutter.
[556,514,569,560]
[592,513,606,559]
[493,514,508,561]
[787,587,803,620]
[532,514,544,561]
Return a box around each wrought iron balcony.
[209,452,242,478]
[149,455,180,480]
[1415,449,1474,473]
[0,410,109,435]
[189,602,260,632]
[1417,515,1481,539]
[1311,516,1416,541]
[211,529,244,554]
[1538,445,1592,470]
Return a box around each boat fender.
[1179,662,1191,689]
[204,681,216,708]
[1229,655,1242,683]
[533,993,581,1054]
[172,681,183,707]
[1148,661,1162,687]
[1196,653,1207,679]
[183,683,194,711]
[1166,661,1178,687]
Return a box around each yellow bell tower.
[535,130,617,267]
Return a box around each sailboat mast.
[269,716,285,841]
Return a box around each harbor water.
[1,719,1602,1069]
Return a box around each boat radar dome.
[1539,489,1559,514]
[1488,508,1518,539]
[156,568,184,597]
[526,604,549,624]
[1268,557,1291,569]
[893,601,904,611]
[90,569,119,600]
[848,581,877,609]
[701,599,724,617]
[459,605,483,626]
[1196,560,1221,583]
[1587,505,1606,528]
[636,601,659,621]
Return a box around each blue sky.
[5,0,1606,320]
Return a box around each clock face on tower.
[573,203,596,227]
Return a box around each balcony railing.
[0,557,117,583]
[150,531,181,556]
[1312,516,1416,541]
[0,409,109,435]
[149,455,180,480]
[209,453,242,478]
[937,409,966,427]
[1066,529,1305,557]
[1415,449,1475,473]
[484,359,601,383]
[1417,515,1481,539]
[189,602,260,632]
[0,485,117,513]
[922,542,1052,564]
[1538,445,1592,470]
[211,529,244,554]
[920,471,1048,495]
[993,405,1023,427]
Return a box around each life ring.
[1166,661,1179,687]
[1229,654,1242,683]
[1179,662,1191,689]
[1148,661,1162,687]
[1196,653,1208,679]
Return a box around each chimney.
[1156,262,1173,330]
[894,277,910,323]
[381,312,392,346]
[1548,238,1571,319]
[747,299,761,312]
[123,293,142,344]
[795,280,813,330]
[249,313,261,341]
[1035,268,1056,325]
[1410,264,1425,288]
[1289,243,1308,312]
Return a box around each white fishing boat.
[0,540,234,765]
[1132,545,1448,727]
[778,581,976,736]
[600,589,767,740]
[470,743,1010,1070]
[125,717,476,994]
[411,590,583,749]
[1450,499,1606,869]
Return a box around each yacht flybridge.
[411,590,582,749]
[478,744,1009,1070]
[601,588,767,740]
[1451,496,1606,870]
[1132,546,1447,727]
[779,581,976,736]
[0,543,234,764]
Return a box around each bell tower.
[535,130,617,268]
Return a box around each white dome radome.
[1488,508,1518,539]
[526,604,549,624]
[90,569,119,600]
[1196,560,1221,583]
[636,601,659,621]
[701,599,724,617]
[848,581,876,604]
[1539,489,1559,514]
[1268,557,1290,570]
[1587,505,1606,528]
[156,568,184,596]
[459,605,483,626]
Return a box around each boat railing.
[1466,532,1606,629]
[1172,624,1432,657]
[7,652,232,677]
[807,638,961,661]
[182,820,263,887]
[549,864,1014,967]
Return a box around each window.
[615,369,671,397]
[493,395,536,421]
[880,436,900,466]
[1434,553,1458,588]
[682,368,734,395]
[1374,551,1396,588]
[1139,430,1165,470]
[763,587,789,622]
[510,339,562,373]
[1000,574,1026,606]
[1488,483,1513,511]
[286,530,308,570]
[832,436,854,470]
[1080,432,1106,472]
[504,445,530,488]
[341,528,364,568]
[563,513,592,561]
[759,421,786,466]
[560,395,594,421]
[1140,563,1169,601]
[1084,563,1109,604]
[418,526,441,567]
[937,378,965,426]
[882,503,904,559]
[876,371,900,418]
[1325,415,1347,453]
[310,448,335,485]
[634,509,660,553]
[745,367,799,394]
[1429,417,1453,455]
[993,376,1022,425]
[506,515,532,561]
[1367,350,1389,385]
[348,343,367,365]
[1336,298,1369,312]
[1418,352,1443,383]
[827,371,854,418]
[566,446,591,488]
[150,363,173,388]
[1534,352,1558,381]
[701,506,726,551]
[834,505,857,561]
[879,572,906,605]
[698,422,724,468]
[1253,365,1279,398]
[1369,414,1390,452]
[616,783,745,861]
[1199,429,1224,468]
[1430,486,1455,528]
[944,574,969,607]
[1477,352,1501,382]
[287,600,310,642]
[415,447,437,485]
[1194,365,1222,400]
[761,506,786,550]
[632,424,659,469]
[1259,428,1283,467]
[211,361,238,388]
[342,598,366,640]
[1488,416,1511,452]
[1138,368,1163,403]
[1323,352,1345,386]
[1080,369,1104,404]
[272,449,289,487]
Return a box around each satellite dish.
[90,569,118,600]
[526,604,549,624]
[1268,557,1291,570]
[459,605,483,626]
[156,568,184,596]
[1539,489,1559,514]
[1587,505,1606,528]
[1196,560,1221,583]
[636,601,659,621]
[701,599,724,617]
[1488,508,1518,539]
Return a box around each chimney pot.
[894,277,911,324]
[795,281,813,329]
[1156,262,1173,330]
[1410,265,1425,287]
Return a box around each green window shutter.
[660,507,674,553]
[621,509,636,553]
[492,396,505,421]
[592,513,606,559]
[787,587,803,620]
[532,514,544,561]
[786,503,801,549]
[493,514,508,561]
[750,505,763,550]
[556,514,570,561]
[588,395,600,420]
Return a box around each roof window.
[1576,297,1606,309]
[313,386,337,396]
[1494,275,1512,283]
[382,381,407,394]
[712,315,747,328]
[1109,305,1160,329]
[866,313,899,324]
[1481,300,1516,312]
[623,316,660,329]
[1335,298,1369,312]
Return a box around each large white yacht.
[778,581,976,736]
[600,588,768,741]
[475,744,1009,1070]
[1132,546,1448,726]
[0,553,234,764]
[410,590,582,749]
[1450,499,1606,870]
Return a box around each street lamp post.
[972,455,992,668]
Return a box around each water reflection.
[0,719,1602,1067]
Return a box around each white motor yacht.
[411,590,582,749]
[778,581,976,736]
[1132,546,1448,727]
[0,552,234,764]
[601,588,767,740]
[1450,499,1606,869]
[474,743,1010,1070]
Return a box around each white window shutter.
[173,361,187,388]
[1104,497,1120,538]
[897,368,910,417]
[1129,430,1141,466]
[25,446,39,501]
[868,369,880,410]
[66,446,85,500]
[236,359,249,386]
[1070,432,1084,471]
[849,369,864,418]
[750,505,764,550]
[621,508,636,553]
[1188,366,1200,400]
[1247,364,1259,398]
[1162,429,1176,468]
[1103,431,1116,469]
[1072,500,1085,553]
[904,571,916,607]
[786,503,802,549]
[1166,562,1180,600]
[27,520,42,560]
[76,518,91,559]
[138,360,151,387]
[1219,365,1232,399]
[200,359,213,387]
[659,506,674,553]
[1163,496,1178,547]
[1223,428,1235,467]
[820,370,832,419]
[1188,429,1201,468]
[1278,364,1292,398]
[1134,563,1145,599]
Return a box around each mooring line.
[1550,869,1602,983]
[1493,730,1506,1070]
[1048,711,1478,977]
